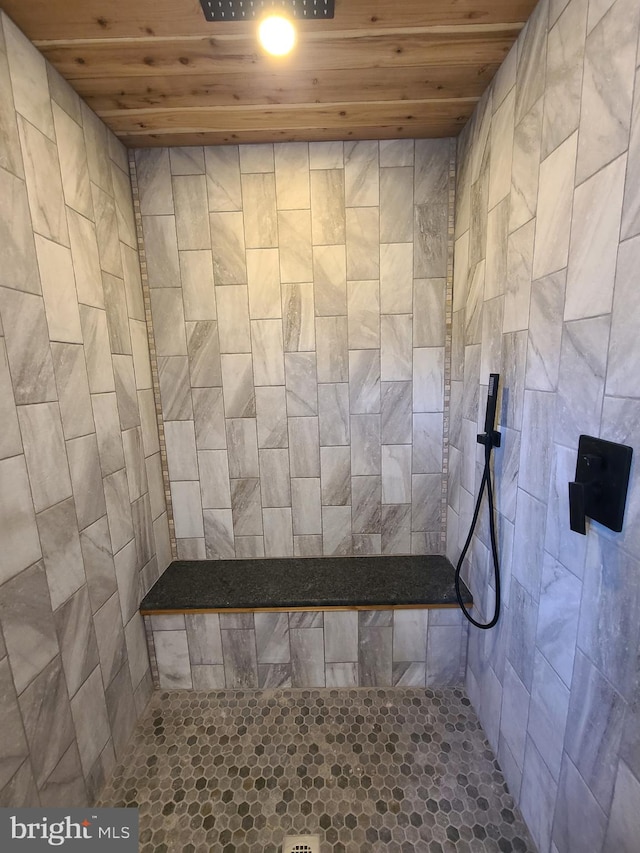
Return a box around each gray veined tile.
[104,661,138,761]
[0,340,21,460]
[93,592,126,687]
[210,212,247,284]
[279,209,313,283]
[515,0,548,123]
[380,242,413,314]
[565,153,626,321]
[234,535,264,558]
[349,349,380,414]
[239,143,274,174]
[18,402,72,513]
[346,207,379,280]
[381,445,411,505]
[621,68,640,241]
[320,446,351,507]
[274,142,310,210]
[158,356,193,421]
[191,664,226,689]
[526,270,565,392]
[315,316,348,383]
[603,759,640,853]
[413,413,443,474]
[313,244,346,316]
[259,448,290,508]
[452,232,469,314]
[66,433,107,531]
[145,453,166,521]
[0,169,40,295]
[114,539,140,625]
[91,183,122,277]
[79,305,115,394]
[290,627,325,687]
[192,387,225,449]
[322,505,352,556]
[510,96,543,232]
[291,478,322,535]
[221,353,255,419]
[344,140,379,207]
[36,495,85,613]
[80,516,117,614]
[52,103,92,219]
[381,315,412,382]
[242,172,278,249]
[282,282,315,352]
[393,609,428,663]
[347,280,379,350]
[171,481,204,539]
[0,30,24,179]
[465,259,485,344]
[0,288,57,404]
[67,208,104,309]
[413,278,446,347]
[135,149,173,215]
[380,139,414,167]
[49,343,93,441]
[91,392,125,476]
[165,420,199,482]
[141,215,180,288]
[323,612,358,666]
[255,385,287,449]
[130,320,152,390]
[122,426,149,502]
[293,534,323,556]
[552,753,607,853]
[81,103,112,195]
[381,381,412,445]
[506,580,537,691]
[577,0,639,184]
[485,199,509,300]
[155,630,192,689]
[536,552,581,688]
[532,131,577,280]
[381,504,411,555]
[0,658,29,791]
[380,167,413,243]
[263,507,294,557]
[251,319,285,386]
[411,474,442,533]
[221,629,258,688]
[415,138,450,200]
[35,236,83,344]
[185,613,223,664]
[173,174,210,250]
[350,414,380,475]
[102,272,131,355]
[309,141,343,170]
[519,738,557,853]
[504,219,535,333]
[112,354,140,430]
[359,627,392,686]
[53,585,100,701]
[288,417,320,477]
[198,450,231,509]
[285,351,317,416]
[0,561,58,695]
[512,488,546,601]
[607,235,640,398]
[500,661,531,770]
[393,661,426,687]
[412,347,444,413]
[203,509,235,558]
[216,284,251,353]
[414,203,447,279]
[246,248,280,320]
[187,320,221,388]
[4,17,53,140]
[205,146,242,211]
[518,390,555,502]
[310,169,345,245]
[230,478,262,536]
[111,162,137,250]
[149,287,187,356]
[18,117,69,246]
[318,383,349,446]
[179,250,216,321]
[351,475,381,534]
[124,612,149,691]
[18,657,75,789]
[103,468,135,554]
[488,88,515,210]
[176,538,205,560]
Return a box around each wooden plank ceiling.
[0,0,537,147]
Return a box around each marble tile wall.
[146,606,467,690]
[135,138,454,560]
[0,11,170,806]
[449,0,640,850]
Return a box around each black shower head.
[199,0,335,22]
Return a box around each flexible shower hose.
[454,439,501,630]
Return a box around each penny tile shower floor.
[98,688,535,853]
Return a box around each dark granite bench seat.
[140,554,472,614]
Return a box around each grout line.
[128,152,178,561]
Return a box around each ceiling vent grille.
[199,0,335,21]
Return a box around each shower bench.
[140,555,472,691]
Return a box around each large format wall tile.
[451,0,640,849]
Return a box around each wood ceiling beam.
[76,63,500,112]
[0,0,538,41]
[40,29,519,79]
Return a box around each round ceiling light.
[258,15,296,56]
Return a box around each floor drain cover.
[282,836,320,853]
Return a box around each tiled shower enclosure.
[135,139,454,562]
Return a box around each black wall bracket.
[568,435,633,535]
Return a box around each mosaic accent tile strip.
[97,687,536,853]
